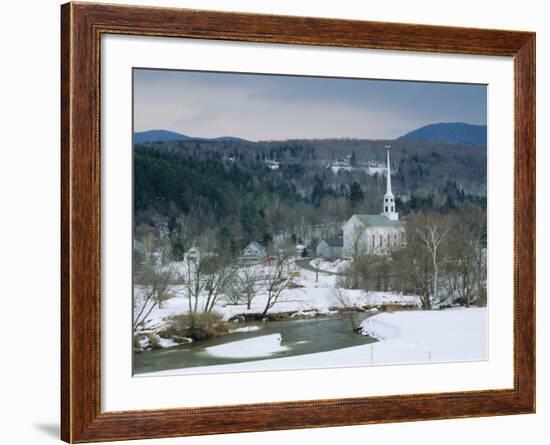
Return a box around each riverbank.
[138,307,487,376]
[134,313,376,374]
[133,257,421,352]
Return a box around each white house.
[264,160,280,170]
[184,246,202,264]
[343,148,405,256]
[316,236,344,258]
[239,241,267,265]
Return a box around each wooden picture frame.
[61,2,535,442]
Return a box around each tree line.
[343,205,486,309]
[135,140,486,257]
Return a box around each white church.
[342,148,405,256]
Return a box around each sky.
[133,68,487,141]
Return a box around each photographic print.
[132,69,488,376]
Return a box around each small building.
[185,246,201,263]
[239,242,267,265]
[316,236,344,258]
[264,160,280,170]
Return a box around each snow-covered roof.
[318,236,343,247]
[242,242,267,256]
[350,214,404,229]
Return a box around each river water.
[134,313,376,375]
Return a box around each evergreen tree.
[349,182,364,208]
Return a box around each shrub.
[147,333,161,350]
[166,311,232,341]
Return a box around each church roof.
[319,236,343,247]
[352,214,404,229]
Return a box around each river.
[134,313,377,375]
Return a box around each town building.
[239,241,267,265]
[316,236,344,258]
[342,148,405,256]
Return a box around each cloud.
[133,69,486,141]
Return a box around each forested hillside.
[134,136,486,257]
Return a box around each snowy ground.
[134,257,421,335]
[359,308,488,364]
[309,258,349,273]
[205,334,287,359]
[141,307,487,376]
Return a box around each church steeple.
[381,146,399,221]
[386,147,393,195]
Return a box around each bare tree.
[392,244,433,308]
[467,209,487,306]
[445,221,475,306]
[333,287,366,331]
[374,255,391,291]
[311,257,324,282]
[180,255,205,331]
[415,214,451,307]
[391,214,437,309]
[351,225,367,261]
[201,255,236,314]
[344,225,375,290]
[261,251,293,316]
[177,251,235,332]
[225,281,243,305]
[444,207,486,306]
[239,265,259,310]
[133,232,175,333]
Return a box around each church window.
[380,235,383,247]
[385,206,388,212]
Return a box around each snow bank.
[229,326,262,334]
[205,334,288,358]
[359,308,488,364]
[309,259,349,273]
[157,337,178,348]
[363,292,421,307]
[360,317,400,341]
[142,308,487,376]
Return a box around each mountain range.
[133,129,247,144]
[134,122,487,147]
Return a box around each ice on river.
[204,333,288,358]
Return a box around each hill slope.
[134,129,247,144]
[399,122,487,147]
[133,130,192,144]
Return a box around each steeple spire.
[386,146,392,195]
[381,146,399,221]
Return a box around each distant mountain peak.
[133,129,192,143]
[398,122,487,147]
[133,129,248,144]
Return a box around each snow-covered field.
[359,308,488,364]
[141,307,487,376]
[134,258,421,335]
